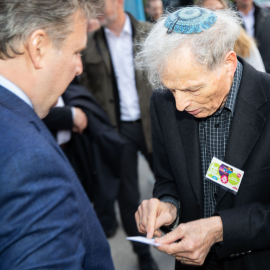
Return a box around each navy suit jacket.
[0,85,114,270]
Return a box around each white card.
[126,236,161,246]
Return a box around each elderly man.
[0,0,114,269]
[135,7,270,270]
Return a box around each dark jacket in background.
[253,4,270,73]
[151,58,270,270]
[80,13,153,153]
[44,84,126,228]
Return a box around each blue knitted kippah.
[164,7,217,34]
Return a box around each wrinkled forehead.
[161,50,210,89]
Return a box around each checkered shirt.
[200,61,243,218]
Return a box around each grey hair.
[135,7,242,89]
[0,0,105,59]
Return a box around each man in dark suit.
[80,1,158,269]
[135,6,270,270]
[0,0,114,269]
[235,0,270,73]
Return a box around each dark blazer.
[43,106,73,132]
[252,4,270,73]
[80,13,153,153]
[151,58,270,270]
[0,86,114,270]
[43,85,126,230]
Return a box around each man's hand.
[72,108,88,134]
[155,216,223,266]
[135,198,177,239]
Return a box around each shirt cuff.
[160,195,180,231]
[71,107,76,120]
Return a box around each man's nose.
[173,91,190,112]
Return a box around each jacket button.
[247,250,252,253]
[241,252,245,255]
[109,99,114,103]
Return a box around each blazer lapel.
[96,29,111,76]
[0,86,68,163]
[30,118,69,162]
[216,60,267,204]
[177,111,204,214]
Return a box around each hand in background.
[72,107,87,134]
[135,198,177,239]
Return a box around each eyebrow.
[171,84,204,91]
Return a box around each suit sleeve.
[151,92,181,201]
[0,147,85,270]
[43,106,73,131]
[215,202,270,259]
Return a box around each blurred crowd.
[42,0,270,269]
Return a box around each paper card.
[205,157,244,195]
[126,236,161,247]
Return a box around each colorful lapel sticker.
[206,157,244,195]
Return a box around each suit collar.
[177,111,204,215]
[0,86,67,161]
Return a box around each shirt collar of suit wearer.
[0,74,33,108]
[104,13,132,37]
[238,6,255,19]
[213,60,243,117]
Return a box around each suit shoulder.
[259,71,270,99]
[0,107,55,163]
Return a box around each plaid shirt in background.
[199,61,243,218]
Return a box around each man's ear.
[27,30,51,70]
[224,51,237,77]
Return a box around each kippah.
[164,7,217,34]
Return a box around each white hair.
[135,7,242,89]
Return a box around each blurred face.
[161,52,235,118]
[147,0,163,21]
[202,0,225,9]
[234,0,253,9]
[98,0,118,27]
[37,12,87,117]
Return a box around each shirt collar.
[238,6,255,17]
[104,13,132,36]
[0,74,33,108]
[214,60,243,117]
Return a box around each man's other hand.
[135,198,177,239]
[72,107,88,134]
[155,216,223,266]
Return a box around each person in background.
[88,18,101,32]
[197,0,265,72]
[162,0,193,9]
[0,0,115,269]
[43,96,88,146]
[234,0,270,73]
[80,0,157,270]
[145,0,164,22]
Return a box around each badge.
[205,157,244,195]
